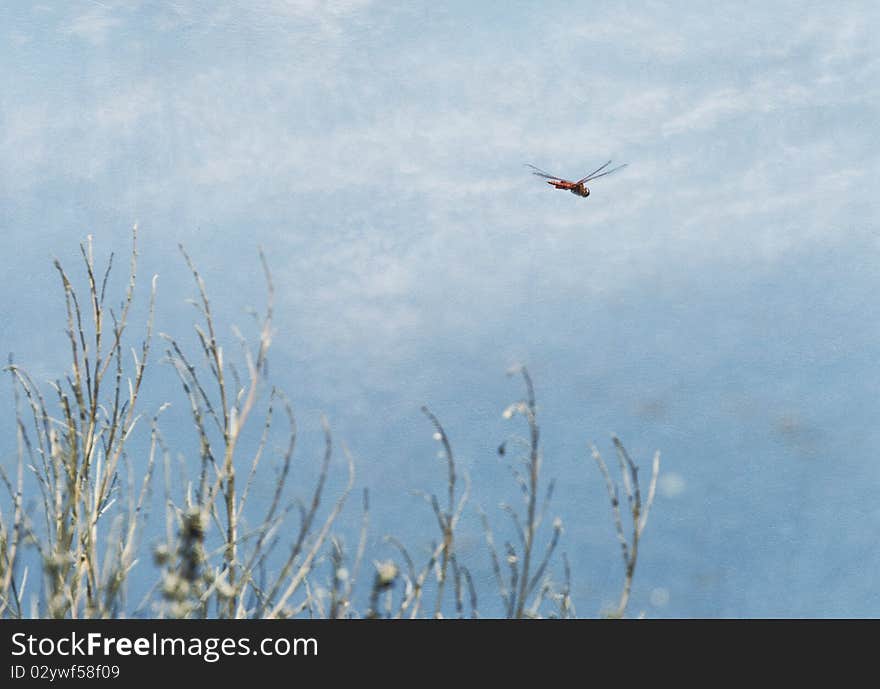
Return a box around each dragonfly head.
[572,185,590,197]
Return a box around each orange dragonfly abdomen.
[527,161,626,199]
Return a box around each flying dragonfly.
[526,160,627,198]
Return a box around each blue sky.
[2,1,879,617]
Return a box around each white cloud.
[661,77,820,137]
[2,1,876,381]
[8,30,31,47]
[565,12,687,59]
[61,4,122,45]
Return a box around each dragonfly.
[526,160,627,198]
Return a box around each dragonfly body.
[527,160,627,198]
[548,179,591,197]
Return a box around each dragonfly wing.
[525,163,563,181]
[582,163,628,183]
[576,160,612,185]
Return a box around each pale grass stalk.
[592,438,661,618]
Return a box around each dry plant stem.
[161,247,356,619]
[463,563,478,618]
[257,420,333,614]
[514,367,540,619]
[484,366,569,618]
[420,482,469,619]
[3,230,665,620]
[328,539,344,619]
[175,245,274,618]
[480,509,509,611]
[449,554,477,618]
[330,489,370,619]
[494,366,559,618]
[232,394,297,618]
[420,406,457,618]
[592,437,660,618]
[0,366,26,618]
[384,469,469,620]
[378,407,469,619]
[265,447,354,619]
[4,227,156,618]
[557,553,575,619]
